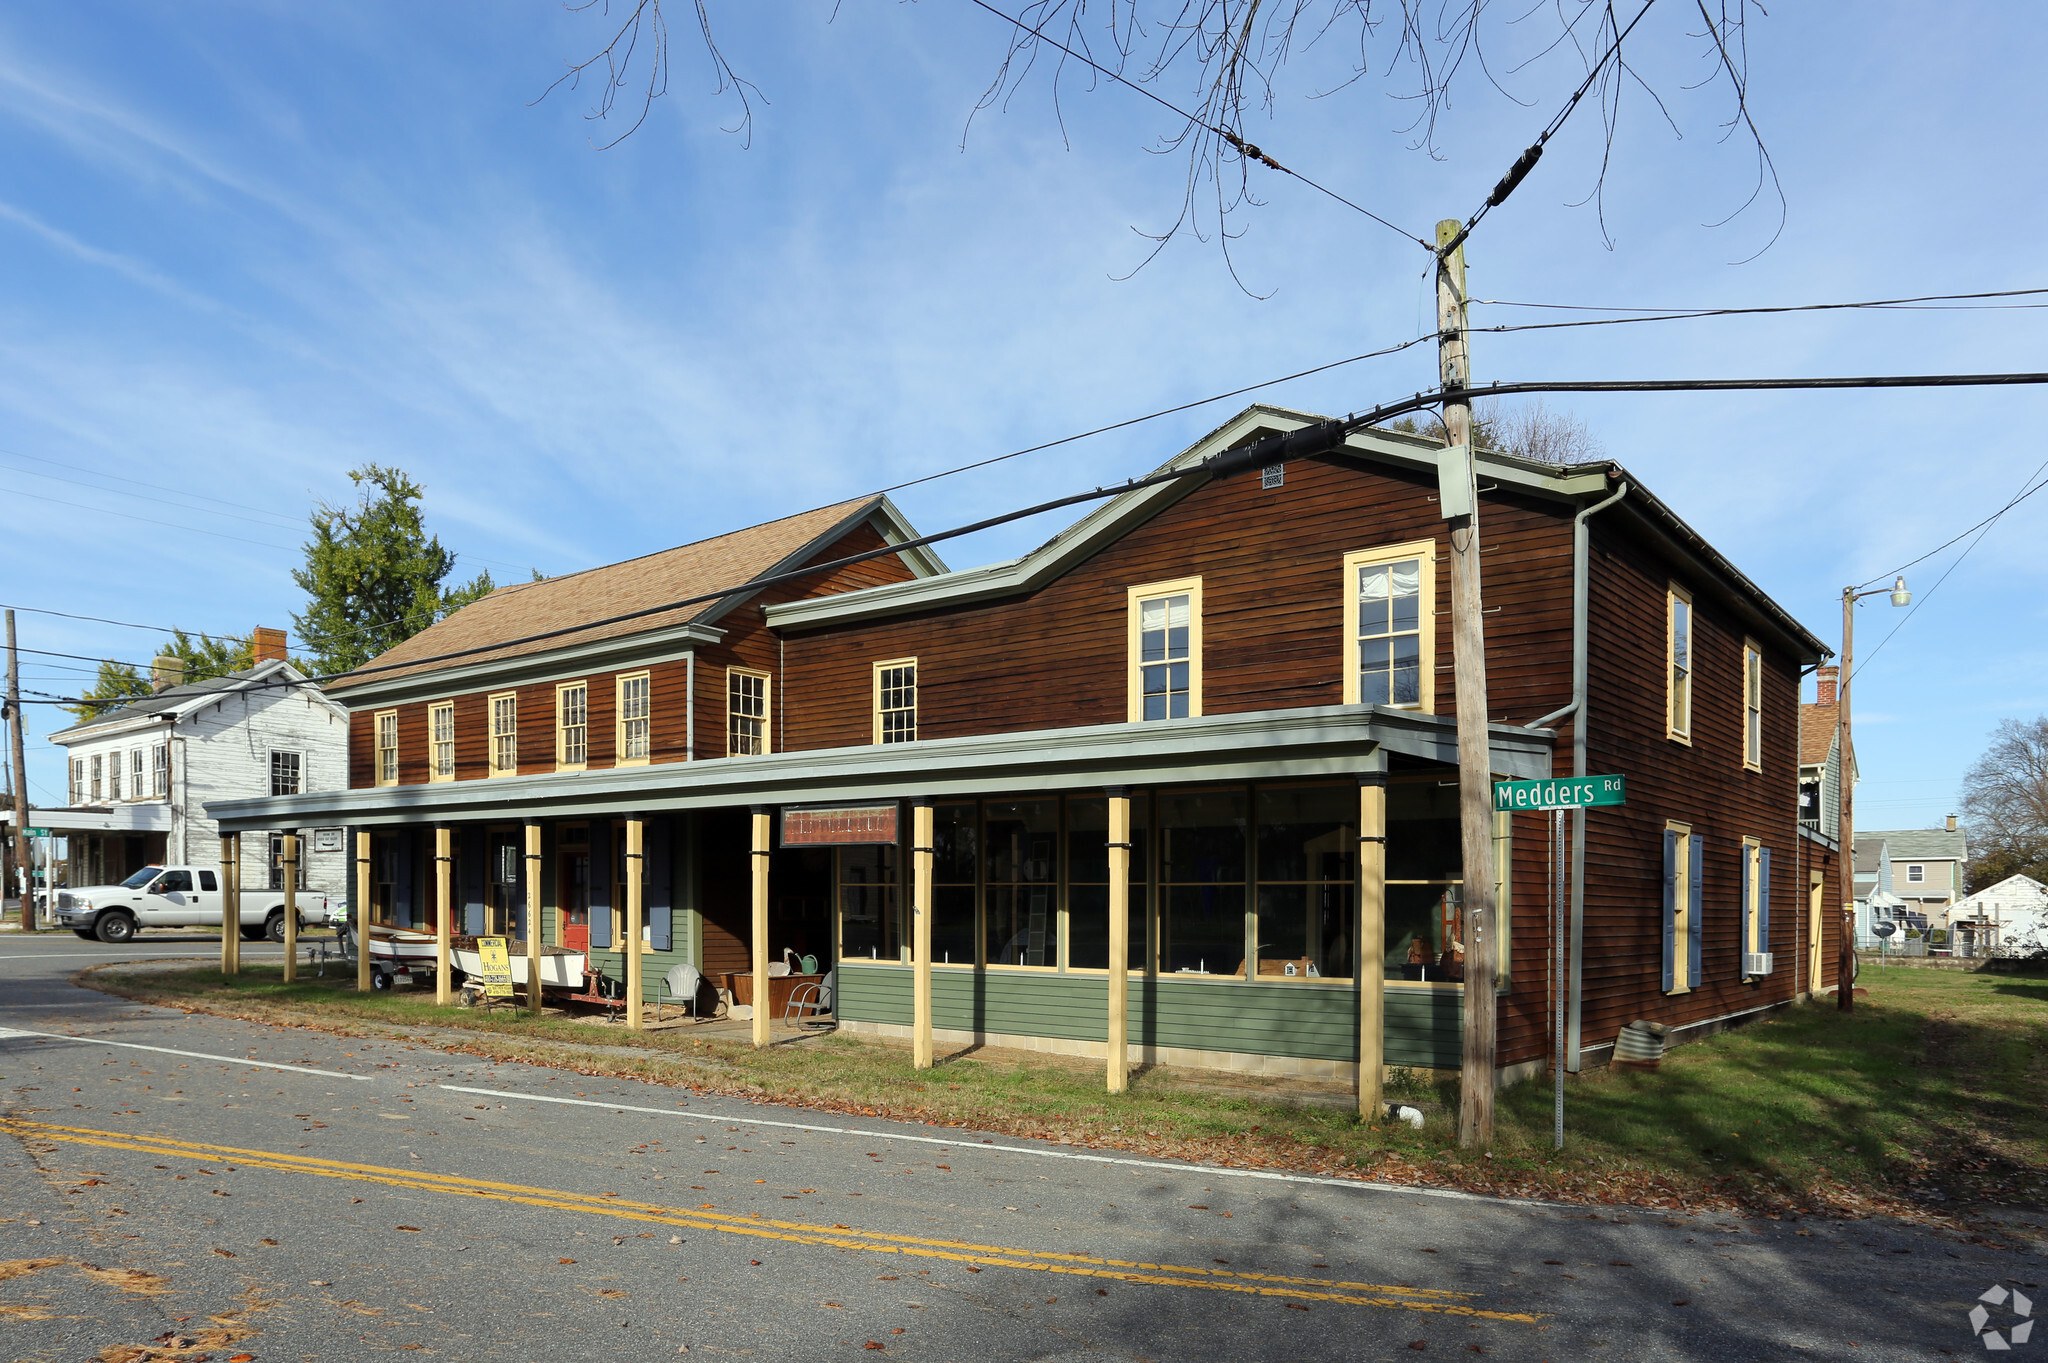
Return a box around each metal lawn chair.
[655,962,705,1022]
[784,967,835,1024]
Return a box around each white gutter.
[1529,479,1629,1072]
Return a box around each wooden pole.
[1837,587,1856,1013]
[5,610,33,932]
[750,807,771,1048]
[281,831,299,984]
[1106,789,1131,1094]
[1438,218,1498,1150]
[1357,770,1387,1120]
[626,816,645,1031]
[434,826,454,1007]
[912,800,934,1070]
[219,833,238,976]
[356,830,373,993]
[527,820,544,1015]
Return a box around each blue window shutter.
[589,819,613,949]
[1758,848,1772,956]
[513,832,529,942]
[1688,834,1705,986]
[461,827,486,936]
[648,819,673,951]
[1739,843,1753,978]
[1661,829,1678,992]
[394,833,415,927]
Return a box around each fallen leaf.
[559,1259,576,1265]
[397,1226,422,1233]
[864,1344,885,1352]
[1419,1248,1438,1254]
[1609,1261,1632,1267]
[259,1239,277,1247]
[1408,1344,1427,1352]
[212,1248,236,1258]
[1286,1303,1309,1311]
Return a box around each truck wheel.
[95,911,137,944]
[264,910,287,943]
[73,928,96,941]
[240,923,266,942]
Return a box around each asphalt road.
[2,932,2040,1361]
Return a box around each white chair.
[655,962,705,1021]
[784,967,835,1024]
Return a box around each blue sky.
[3,2,2042,832]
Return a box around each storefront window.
[1065,796,1147,971]
[984,799,1059,967]
[932,803,978,966]
[1384,781,1509,984]
[488,831,521,938]
[1158,788,1247,976]
[1253,785,1354,979]
[838,844,900,962]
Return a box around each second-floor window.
[874,659,917,743]
[429,701,455,781]
[91,755,103,801]
[617,672,651,763]
[375,710,399,786]
[271,750,302,796]
[152,744,168,797]
[1344,541,1433,711]
[728,669,768,755]
[489,692,518,776]
[1742,639,1763,771]
[1668,585,1694,743]
[129,749,144,799]
[69,758,81,804]
[557,681,588,769]
[108,754,121,801]
[1128,578,1202,721]
[1907,864,1925,883]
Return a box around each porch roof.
[205,704,1555,832]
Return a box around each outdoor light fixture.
[1890,575,1911,608]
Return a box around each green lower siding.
[838,965,1461,1068]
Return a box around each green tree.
[291,464,493,677]
[65,660,151,722]
[156,629,253,685]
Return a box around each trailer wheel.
[370,967,393,991]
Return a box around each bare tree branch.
[537,0,761,150]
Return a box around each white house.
[8,649,351,900]
[1945,874,2048,956]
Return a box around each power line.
[1,484,300,551]
[962,0,1432,251]
[0,444,308,526]
[1467,290,2048,340]
[1477,286,2048,314]
[0,603,236,636]
[1858,463,2048,590]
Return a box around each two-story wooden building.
[211,406,1842,1094]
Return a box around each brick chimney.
[1947,813,1958,832]
[251,626,287,663]
[1815,664,1839,706]
[150,655,184,693]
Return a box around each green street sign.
[26,828,50,837]
[1493,775,1626,812]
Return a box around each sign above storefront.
[781,803,900,847]
[1493,774,1626,812]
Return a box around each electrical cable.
[962,0,1432,251]
[1476,286,2048,314]
[1857,461,2048,590]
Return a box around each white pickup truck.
[52,865,323,945]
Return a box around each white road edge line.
[438,1084,1544,1208]
[0,1027,374,1081]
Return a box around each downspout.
[1529,478,1629,1072]
[684,651,696,761]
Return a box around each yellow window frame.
[374,708,399,788]
[487,691,518,778]
[555,680,589,772]
[427,701,455,783]
[872,657,918,744]
[1341,538,1437,713]
[1667,583,1695,744]
[1667,818,1693,993]
[615,671,652,767]
[727,667,771,756]
[1126,576,1203,723]
[1741,638,1763,771]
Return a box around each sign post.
[475,936,515,1006]
[1494,775,1627,1150]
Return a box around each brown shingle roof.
[1799,701,1838,767]
[330,496,879,690]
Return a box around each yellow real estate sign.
[475,937,515,998]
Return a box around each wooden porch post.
[434,826,454,1006]
[526,820,545,1015]
[750,807,772,1048]
[355,829,373,993]
[1106,788,1131,1094]
[281,831,299,984]
[1357,768,1388,1119]
[912,799,934,1070]
[626,816,645,1031]
[219,833,239,976]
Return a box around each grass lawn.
[83,960,2048,1218]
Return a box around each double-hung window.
[69,758,81,804]
[129,749,143,799]
[1740,837,1772,978]
[1742,639,1763,770]
[270,750,301,796]
[151,744,168,797]
[874,659,917,744]
[91,754,103,801]
[375,709,399,786]
[728,669,768,755]
[1127,578,1202,721]
[488,692,518,777]
[429,701,455,782]
[616,672,651,764]
[1667,584,1694,743]
[1344,541,1434,711]
[108,753,122,801]
[556,681,589,771]
[1662,821,1702,993]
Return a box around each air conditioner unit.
[1743,951,1775,977]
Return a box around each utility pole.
[1438,219,1498,1148]
[6,610,33,933]
[1836,577,1910,1013]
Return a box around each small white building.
[10,653,351,898]
[1946,874,2048,956]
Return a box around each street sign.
[475,937,515,998]
[26,828,50,837]
[1493,774,1626,812]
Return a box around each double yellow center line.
[2,1118,1535,1320]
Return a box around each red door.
[559,849,590,952]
